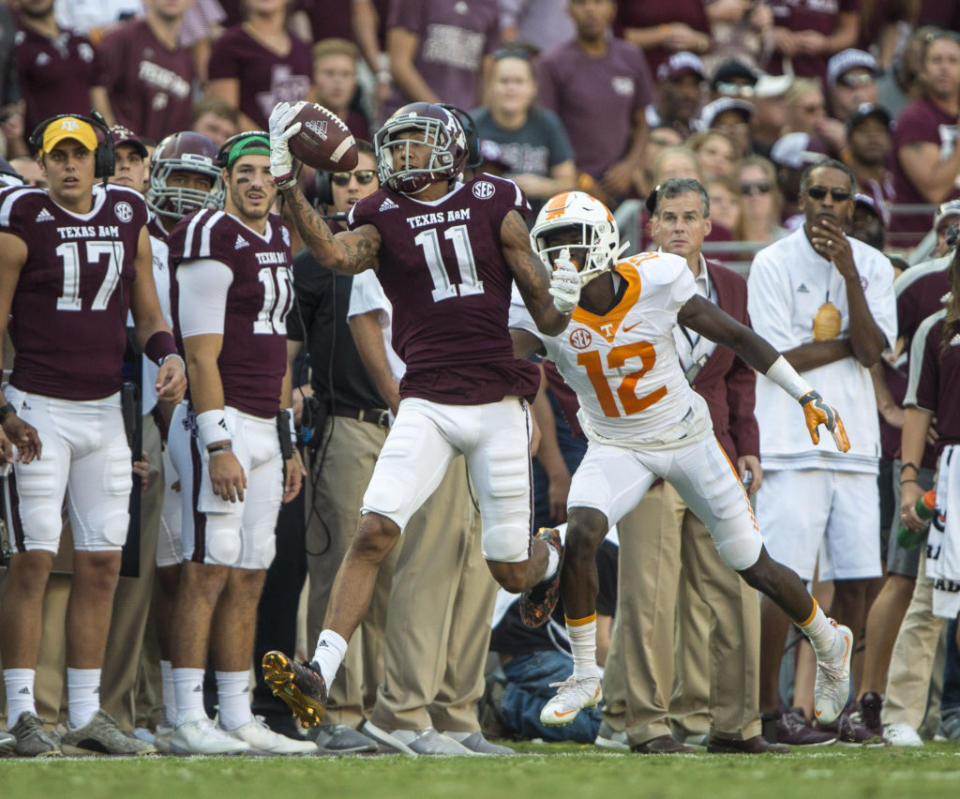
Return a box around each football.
[287,103,358,172]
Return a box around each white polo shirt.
[747,227,897,473]
[347,269,407,382]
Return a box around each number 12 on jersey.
[577,342,667,417]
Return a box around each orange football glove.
[799,391,850,452]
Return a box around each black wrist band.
[900,462,919,475]
[0,402,16,423]
[900,479,919,486]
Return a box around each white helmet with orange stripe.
[530,191,625,286]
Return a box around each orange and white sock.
[566,613,601,679]
[796,599,835,656]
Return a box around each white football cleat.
[884,723,923,747]
[223,718,317,755]
[540,673,602,726]
[170,711,251,755]
[813,622,852,725]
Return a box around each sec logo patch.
[472,181,495,200]
[114,201,134,223]
[569,328,592,349]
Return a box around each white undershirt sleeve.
[177,259,234,338]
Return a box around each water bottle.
[897,490,937,550]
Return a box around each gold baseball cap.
[40,117,98,154]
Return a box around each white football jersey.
[511,252,713,449]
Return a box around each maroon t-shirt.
[891,98,960,243]
[208,26,312,130]
[538,37,653,180]
[347,175,540,404]
[15,27,99,136]
[384,0,499,118]
[0,184,146,400]
[913,316,960,456]
[768,0,861,81]
[169,210,293,419]
[96,20,194,142]
[614,0,710,77]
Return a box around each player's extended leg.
[670,439,853,726]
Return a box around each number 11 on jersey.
[576,342,667,417]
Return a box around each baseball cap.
[39,116,98,154]
[854,193,890,227]
[754,73,793,99]
[826,49,879,88]
[770,132,827,170]
[110,125,148,158]
[657,51,705,82]
[846,103,892,134]
[710,60,759,93]
[699,98,754,130]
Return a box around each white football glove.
[268,101,305,189]
[549,248,581,314]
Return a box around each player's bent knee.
[205,518,242,566]
[482,524,529,564]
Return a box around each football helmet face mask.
[374,103,468,195]
[530,191,625,286]
[147,132,225,222]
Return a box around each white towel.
[926,445,960,619]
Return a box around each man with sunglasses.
[826,49,879,121]
[748,159,897,743]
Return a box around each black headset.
[29,111,115,178]
[314,169,334,208]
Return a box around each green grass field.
[3,743,960,799]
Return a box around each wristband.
[0,402,15,423]
[900,479,919,486]
[900,462,919,475]
[765,355,813,401]
[196,409,230,449]
[285,407,296,442]
[144,331,178,366]
[207,443,232,456]
[160,353,185,370]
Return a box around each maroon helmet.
[147,131,224,222]
[374,102,468,195]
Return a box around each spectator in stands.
[698,97,753,158]
[706,174,740,235]
[734,155,787,244]
[499,0,575,54]
[890,29,960,248]
[309,39,371,141]
[349,0,392,117]
[850,193,888,252]
[748,159,896,745]
[178,0,228,82]
[92,0,195,143]
[783,79,840,152]
[826,49,880,122]
[750,73,793,158]
[769,131,827,228]
[191,98,240,148]
[845,105,895,209]
[15,0,99,141]
[877,24,934,118]
[647,52,706,139]
[710,59,759,100]
[54,0,143,38]
[472,48,576,218]
[768,0,859,83]
[703,0,773,74]
[688,131,737,180]
[207,0,312,131]
[615,0,711,76]
[106,125,150,193]
[385,0,499,119]
[601,177,784,755]
[538,0,653,207]
[632,125,683,199]
[933,201,960,257]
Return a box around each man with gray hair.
[599,178,794,753]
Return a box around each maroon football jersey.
[169,209,293,419]
[347,174,540,404]
[0,184,147,400]
[15,26,100,136]
[913,315,960,455]
[95,20,195,142]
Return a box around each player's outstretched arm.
[501,210,571,336]
[280,186,382,275]
[0,232,41,463]
[679,295,850,451]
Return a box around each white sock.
[565,614,600,679]
[67,668,101,729]
[4,668,37,728]
[797,600,836,657]
[215,671,252,731]
[312,629,348,686]
[160,660,176,726]
[543,543,560,582]
[173,667,207,727]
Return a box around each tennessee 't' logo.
[569,328,592,349]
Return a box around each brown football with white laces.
[287,103,358,171]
